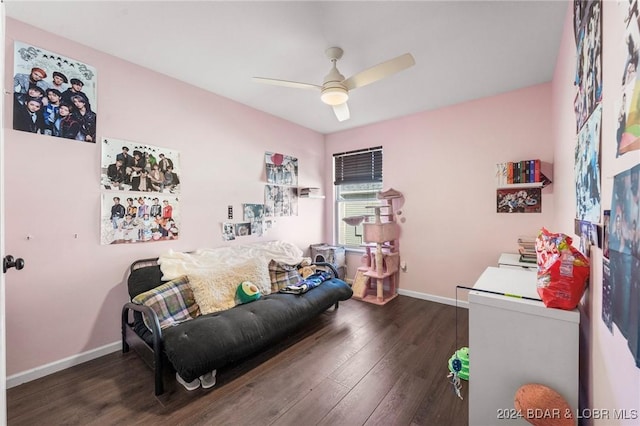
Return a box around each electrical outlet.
[228,205,233,220]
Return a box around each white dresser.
[468,267,579,425]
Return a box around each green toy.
[447,346,469,400]
[448,346,469,380]
[236,281,261,304]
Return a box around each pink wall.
[3,19,326,377]
[325,84,555,302]
[553,2,640,420]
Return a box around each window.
[333,147,383,247]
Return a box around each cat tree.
[345,188,404,305]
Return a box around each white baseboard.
[6,341,121,388]
[398,288,469,309]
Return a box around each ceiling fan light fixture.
[321,87,349,106]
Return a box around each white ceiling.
[5,1,568,135]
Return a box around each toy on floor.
[514,383,574,426]
[447,346,469,400]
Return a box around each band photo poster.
[13,41,97,142]
[265,152,298,186]
[264,151,299,217]
[101,192,180,245]
[101,137,181,194]
[100,137,181,245]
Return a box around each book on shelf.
[519,246,536,256]
[298,187,321,195]
[517,234,537,263]
[517,235,536,245]
[496,159,550,185]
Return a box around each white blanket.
[158,240,308,281]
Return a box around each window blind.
[333,146,383,185]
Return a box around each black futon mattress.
[129,264,352,383]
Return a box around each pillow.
[188,257,271,315]
[268,259,303,292]
[132,275,200,330]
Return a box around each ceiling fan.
[252,47,415,122]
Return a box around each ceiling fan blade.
[332,102,350,122]
[343,53,415,91]
[252,77,321,91]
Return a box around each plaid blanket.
[279,271,332,295]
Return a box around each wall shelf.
[297,187,324,199]
[496,182,545,189]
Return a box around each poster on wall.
[608,163,640,366]
[265,152,298,186]
[222,223,236,241]
[243,203,265,221]
[13,41,97,141]
[243,203,265,237]
[264,185,298,217]
[496,187,541,213]
[616,78,640,156]
[575,104,602,223]
[602,257,614,334]
[603,209,611,258]
[101,137,181,193]
[617,0,640,156]
[573,0,602,132]
[101,192,180,245]
[574,218,598,257]
[235,222,251,237]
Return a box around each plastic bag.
[535,227,590,310]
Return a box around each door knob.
[3,255,25,273]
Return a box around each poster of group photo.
[101,137,181,193]
[264,185,298,217]
[13,41,97,141]
[101,192,180,245]
[265,152,298,186]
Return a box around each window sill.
[343,246,366,254]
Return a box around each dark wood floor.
[7,296,469,425]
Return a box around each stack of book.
[298,187,322,198]
[517,235,537,264]
[496,159,552,186]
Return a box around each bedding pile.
[158,240,308,281]
[279,271,333,294]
